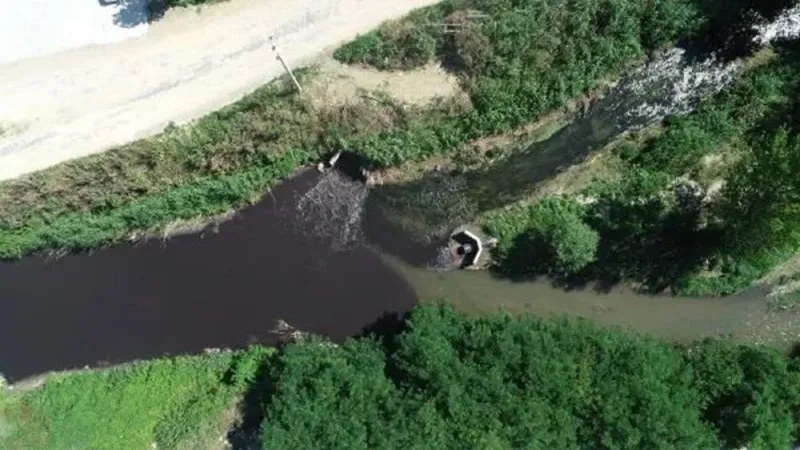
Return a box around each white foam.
[621,4,800,130]
[755,3,800,44]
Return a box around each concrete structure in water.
[449,227,495,269]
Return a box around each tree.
[720,129,800,257]
[686,339,800,449]
[260,305,800,450]
[528,197,600,275]
[261,338,403,450]
[484,197,599,277]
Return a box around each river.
[2,167,798,383]
[0,171,417,382]
[2,4,800,382]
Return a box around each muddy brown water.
[0,171,417,382]
[385,256,800,350]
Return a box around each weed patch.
[0,347,273,450]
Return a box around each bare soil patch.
[307,59,463,107]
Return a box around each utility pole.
[270,37,302,93]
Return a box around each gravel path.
[0,0,437,181]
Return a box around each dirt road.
[0,0,437,181]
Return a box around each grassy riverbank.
[3,304,799,450]
[0,0,795,299]
[0,0,702,259]
[483,40,800,295]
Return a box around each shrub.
[485,197,598,277]
[333,21,437,70]
[528,197,599,274]
[262,304,800,449]
[2,347,272,450]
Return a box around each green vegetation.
[0,150,308,258]
[485,197,598,277]
[1,347,273,450]
[485,41,800,295]
[264,307,800,450]
[4,304,800,449]
[0,0,707,259]
[266,304,800,449]
[337,0,699,150]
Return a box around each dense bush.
[262,304,800,449]
[679,128,800,296]
[333,20,438,70]
[484,197,598,277]
[1,347,273,450]
[337,0,705,161]
[686,339,800,449]
[337,0,700,72]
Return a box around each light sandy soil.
[308,58,462,107]
[0,0,438,181]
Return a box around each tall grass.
[0,347,273,450]
[0,150,309,258]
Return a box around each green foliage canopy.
[261,304,800,450]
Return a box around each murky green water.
[384,254,800,349]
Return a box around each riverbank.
[0,0,706,259]
[3,304,799,450]
[471,41,800,296]
[0,169,418,381]
[0,347,273,450]
[6,0,798,300]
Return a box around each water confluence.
[1,168,798,383]
[3,6,800,381]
